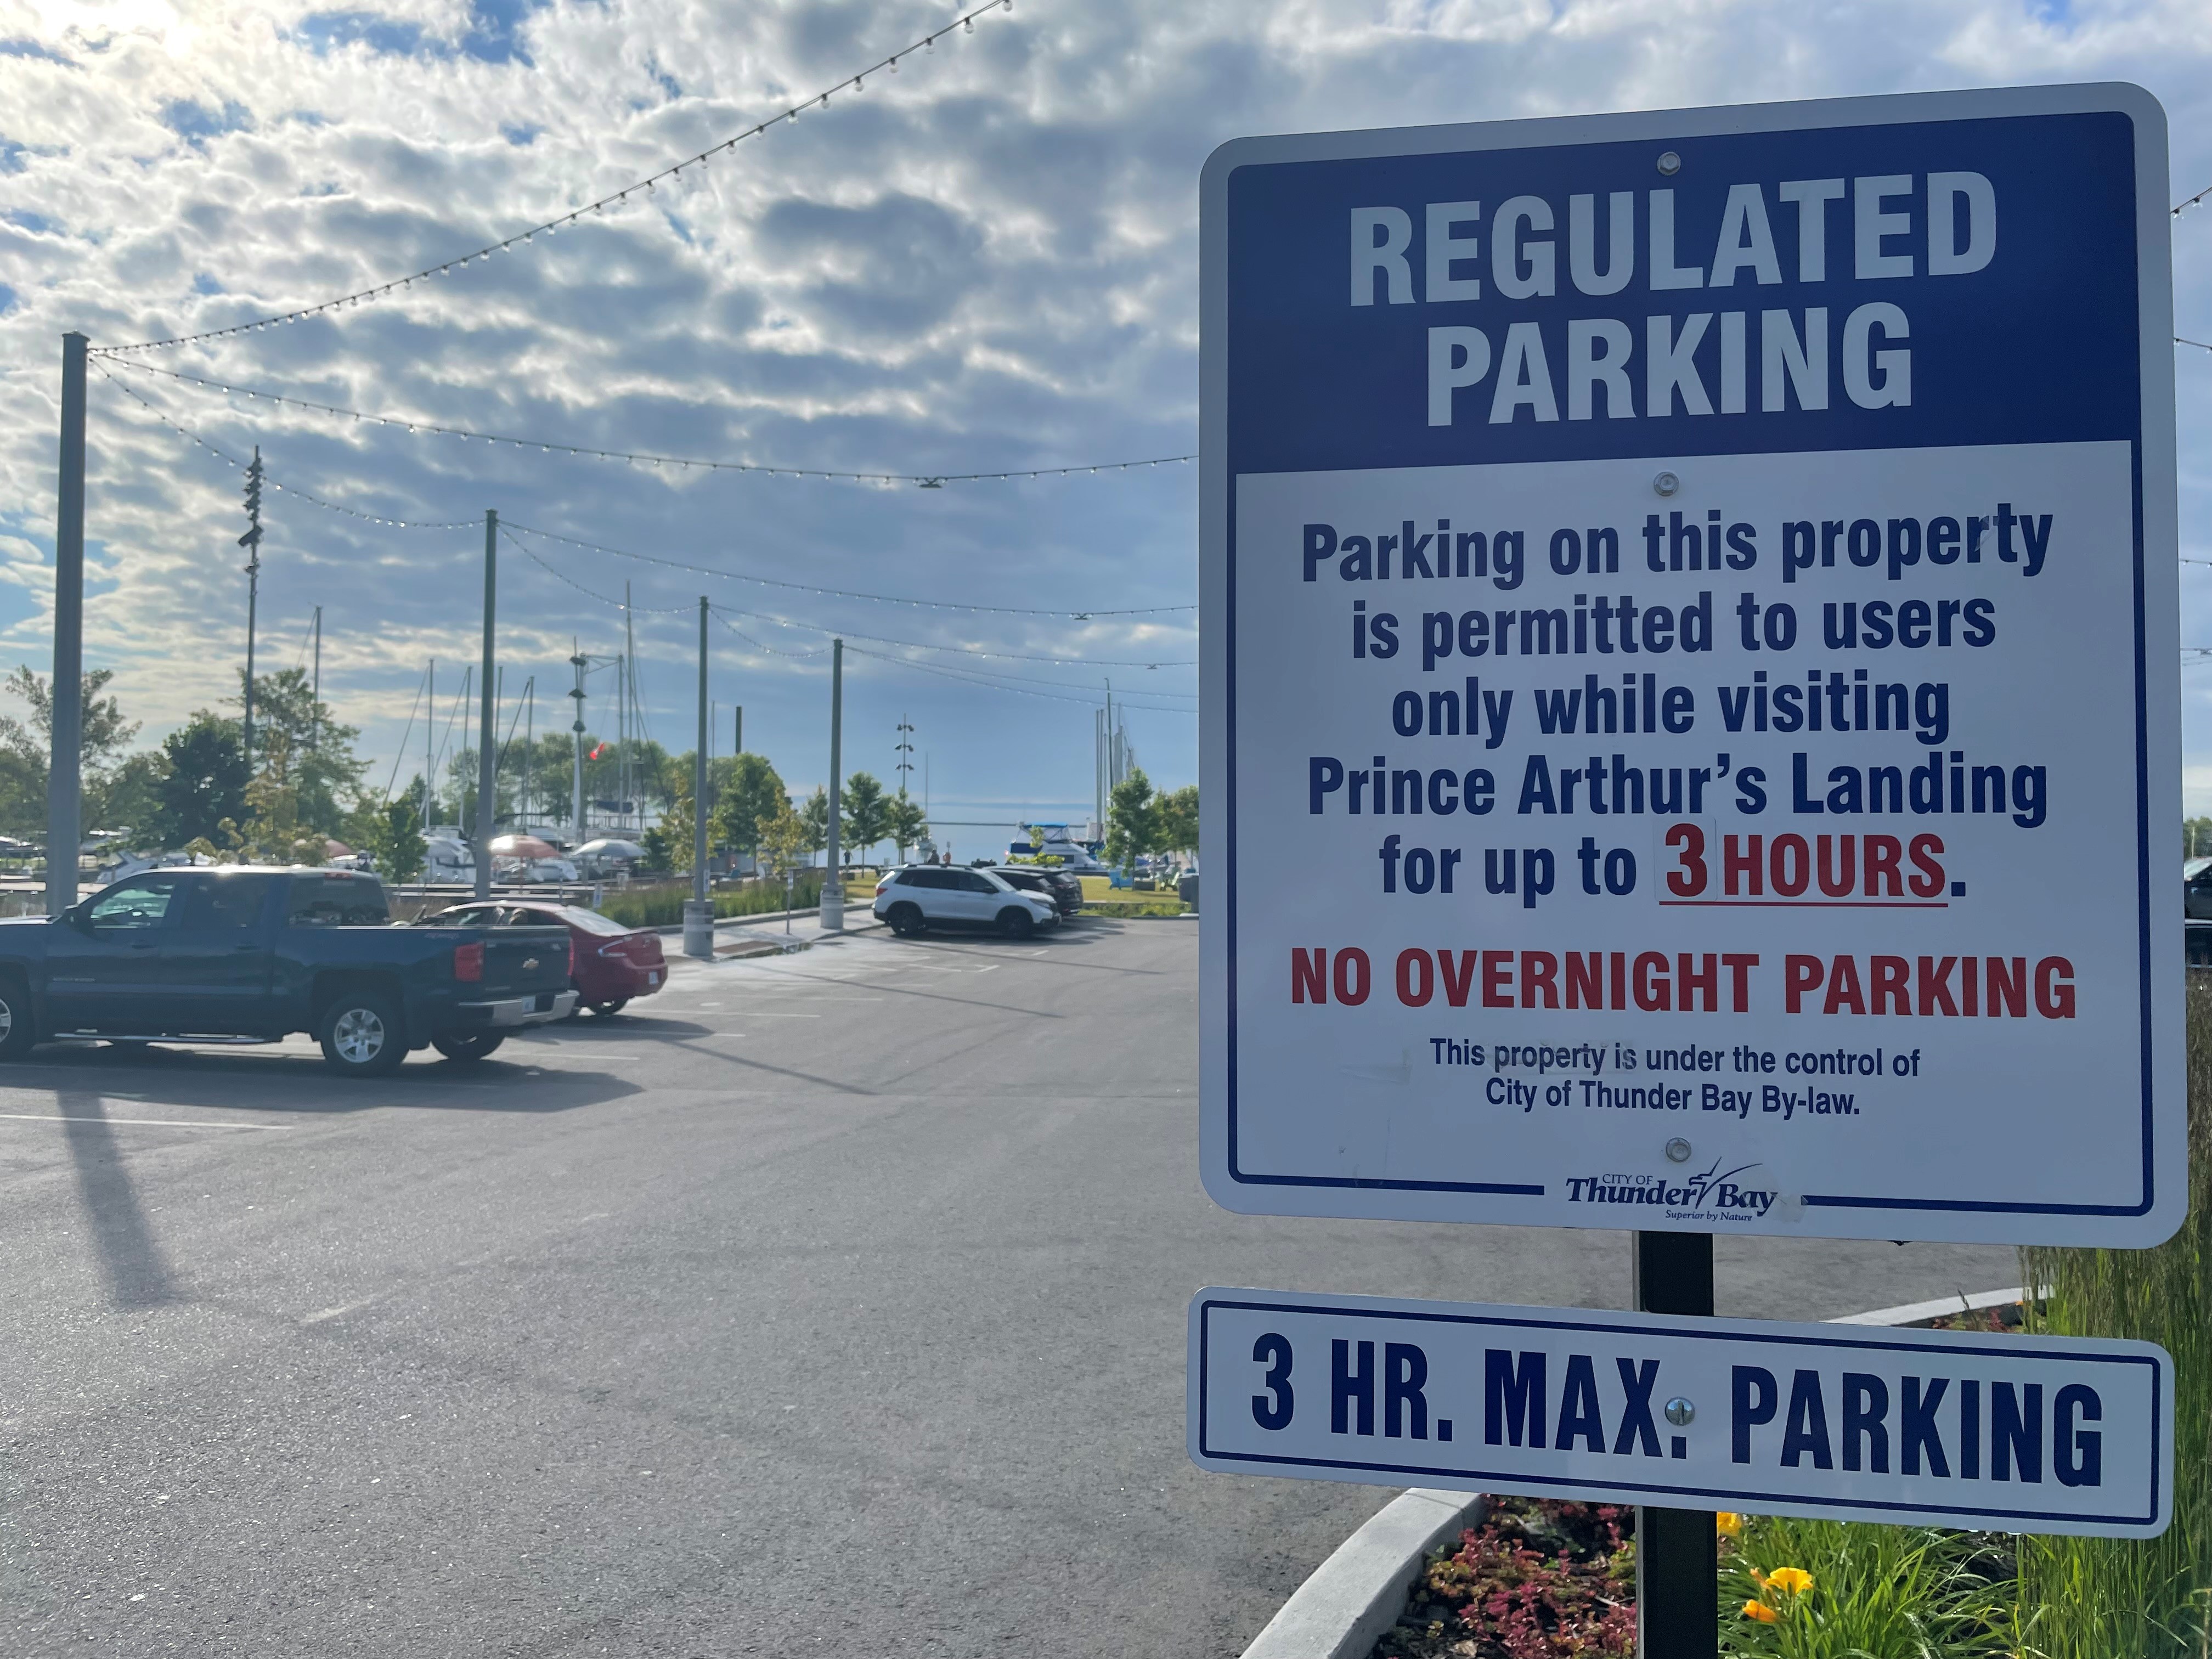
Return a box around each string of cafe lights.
[108,359,1196,488]
[2179,183,2212,217]
[109,374,1194,662]
[96,364,479,529]
[501,522,1194,618]
[511,531,1186,669]
[92,0,1022,356]
[707,607,833,661]
[842,644,1198,713]
[513,541,698,616]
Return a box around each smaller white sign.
[1189,1288,2170,1538]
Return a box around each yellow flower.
[1715,1512,1744,1538]
[1769,1566,1815,1596]
[1741,1600,1779,1623]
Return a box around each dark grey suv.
[984,865,1084,917]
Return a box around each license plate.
[647,972,659,986]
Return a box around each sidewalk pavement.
[662,908,886,965]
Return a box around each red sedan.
[425,901,666,1017]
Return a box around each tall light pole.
[568,641,588,842]
[473,509,497,900]
[240,447,264,778]
[820,638,844,929]
[46,332,86,916]
[309,605,321,752]
[684,595,712,958]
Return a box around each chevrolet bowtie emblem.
[522,958,539,969]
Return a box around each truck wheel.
[996,907,1035,940]
[0,975,35,1060]
[318,990,405,1077]
[885,902,924,937]
[431,1032,505,1062]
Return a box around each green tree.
[234,667,364,836]
[799,786,830,860]
[2188,817,2212,860]
[757,795,811,875]
[349,794,426,883]
[645,780,698,874]
[710,753,787,860]
[151,711,250,850]
[91,752,171,843]
[842,772,891,863]
[1105,767,1157,870]
[887,791,928,863]
[0,664,139,837]
[1153,784,1199,855]
[230,733,330,866]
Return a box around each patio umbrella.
[489,834,560,860]
[572,838,646,860]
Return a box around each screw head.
[1653,470,1680,497]
[1664,1137,1692,1163]
[1664,1396,1696,1426]
[1656,150,1682,176]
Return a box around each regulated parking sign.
[1197,84,2182,1245]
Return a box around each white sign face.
[1198,85,2182,1244]
[1189,1288,2173,1538]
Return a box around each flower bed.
[1364,1500,2018,1658]
[1369,1497,1634,1657]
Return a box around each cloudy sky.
[2,0,2210,849]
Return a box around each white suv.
[874,865,1060,939]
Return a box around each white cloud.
[0,0,2207,834]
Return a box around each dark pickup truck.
[0,867,577,1075]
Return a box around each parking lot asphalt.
[0,918,2021,1657]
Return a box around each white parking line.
[0,1111,274,1131]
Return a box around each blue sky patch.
[161,99,253,144]
[461,0,551,65]
[0,37,71,65]
[295,12,431,58]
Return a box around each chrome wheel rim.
[332,1007,385,1064]
[0,998,13,1042]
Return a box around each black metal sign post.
[1633,1232,1717,1658]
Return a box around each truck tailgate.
[475,927,573,997]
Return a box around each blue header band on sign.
[1226,112,2140,473]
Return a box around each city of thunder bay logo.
[1564,1160,1775,1220]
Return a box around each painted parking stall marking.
[1197,83,2182,1247]
[1190,1288,2170,1537]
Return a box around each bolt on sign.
[1197,84,2183,1247]
[1188,1290,2173,1538]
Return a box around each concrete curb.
[1239,1489,1486,1659]
[1240,1285,2029,1659]
[1828,1285,2032,1327]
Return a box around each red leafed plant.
[1372,1498,1636,1659]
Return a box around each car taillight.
[569,936,579,977]
[454,942,484,982]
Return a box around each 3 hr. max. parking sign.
[1197,84,2183,1246]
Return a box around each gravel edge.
[1238,1489,1488,1659]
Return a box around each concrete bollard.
[682,898,714,960]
